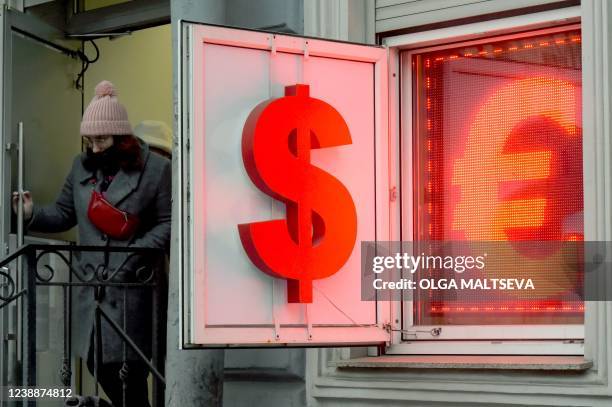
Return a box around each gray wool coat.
[29,140,171,364]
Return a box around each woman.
[13,80,171,407]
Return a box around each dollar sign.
[238,84,358,303]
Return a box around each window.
[399,25,584,350]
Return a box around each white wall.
[375,0,574,33]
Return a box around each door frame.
[0,6,82,401]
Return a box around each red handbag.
[87,190,140,240]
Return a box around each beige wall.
[82,0,132,12]
[84,24,172,132]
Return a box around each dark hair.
[114,134,144,171]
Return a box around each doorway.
[0,6,171,406]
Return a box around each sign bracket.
[305,303,313,340]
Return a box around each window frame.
[383,5,586,355]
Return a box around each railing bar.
[36,282,157,287]
[94,306,100,396]
[98,307,166,385]
[60,285,71,387]
[30,244,162,253]
[122,287,127,407]
[0,290,26,310]
[0,245,162,269]
[0,247,31,268]
[68,245,73,392]
[23,251,37,405]
[152,258,161,407]
[38,281,157,286]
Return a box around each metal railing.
[0,244,166,407]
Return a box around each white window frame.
[309,1,611,404]
[383,6,586,355]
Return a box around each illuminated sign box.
[179,22,584,348]
[179,24,390,347]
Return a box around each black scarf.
[83,145,121,177]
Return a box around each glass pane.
[411,28,583,325]
[11,32,82,242]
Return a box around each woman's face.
[85,135,114,153]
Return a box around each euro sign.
[238,84,357,303]
[453,77,581,240]
[452,77,581,297]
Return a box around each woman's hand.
[12,191,33,221]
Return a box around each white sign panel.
[179,23,390,347]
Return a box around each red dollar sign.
[238,84,358,303]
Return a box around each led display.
[412,29,583,325]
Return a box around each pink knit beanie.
[80,81,132,136]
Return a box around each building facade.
[0,1,610,406]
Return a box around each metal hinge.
[563,339,584,344]
[7,0,24,13]
[383,322,441,337]
[389,186,398,202]
[270,35,277,55]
